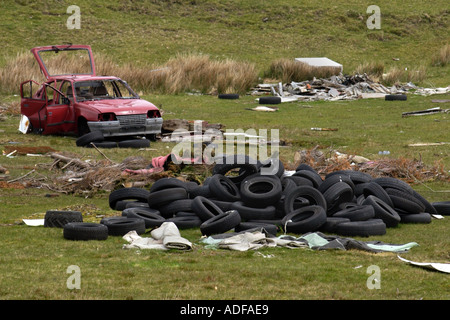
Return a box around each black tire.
[284,185,326,215]
[209,199,235,211]
[44,210,83,228]
[230,201,277,221]
[63,222,108,241]
[411,190,438,215]
[322,182,354,215]
[158,199,193,218]
[284,176,314,187]
[100,217,146,236]
[76,131,104,147]
[332,205,375,222]
[258,157,284,177]
[150,178,190,193]
[319,217,351,233]
[118,139,150,148]
[362,182,393,208]
[399,212,432,224]
[385,188,425,214]
[212,155,258,185]
[109,187,151,210]
[235,222,278,236]
[147,187,188,208]
[318,174,355,194]
[335,219,386,237]
[188,185,212,198]
[166,216,202,229]
[362,195,401,227]
[292,170,323,188]
[385,94,407,101]
[282,205,327,234]
[122,207,165,228]
[295,163,316,172]
[191,196,224,221]
[372,177,414,194]
[325,170,372,185]
[239,175,282,208]
[431,201,450,215]
[208,174,241,202]
[125,201,150,209]
[258,96,281,104]
[86,140,118,148]
[200,210,241,236]
[218,93,239,99]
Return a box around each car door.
[20,80,47,133]
[42,80,75,134]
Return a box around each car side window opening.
[74,80,138,101]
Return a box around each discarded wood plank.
[408,142,449,147]
[49,153,91,169]
[402,107,445,117]
[7,169,36,183]
[311,127,338,131]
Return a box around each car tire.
[283,185,326,215]
[63,222,109,241]
[258,96,281,104]
[335,219,387,237]
[158,199,194,218]
[292,170,323,188]
[122,207,165,228]
[118,139,150,148]
[385,94,407,101]
[44,210,83,228]
[399,212,432,224]
[100,217,146,236]
[76,131,104,147]
[218,94,239,99]
[362,195,401,227]
[200,210,241,236]
[322,182,354,215]
[239,175,282,208]
[281,205,327,234]
[319,217,351,233]
[431,201,450,215]
[86,140,118,148]
[147,188,188,208]
[109,187,151,210]
[230,201,277,221]
[362,182,393,208]
[235,221,278,236]
[166,216,202,229]
[332,205,375,221]
[208,174,241,202]
[191,196,224,221]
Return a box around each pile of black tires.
[75,131,151,149]
[100,155,447,239]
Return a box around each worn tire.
[282,205,327,234]
[166,216,202,229]
[200,210,241,236]
[431,201,450,215]
[362,182,393,208]
[385,94,407,101]
[158,199,193,218]
[63,222,108,241]
[235,221,278,236]
[258,96,281,104]
[362,195,401,227]
[335,219,387,237]
[292,170,323,188]
[44,210,83,228]
[109,187,150,210]
[319,217,351,233]
[100,217,146,236]
[212,155,258,185]
[122,207,165,228]
[399,212,432,224]
[323,182,354,215]
[332,205,375,221]
[147,188,188,208]
[76,131,104,147]
[117,139,150,148]
[218,93,239,99]
[191,196,224,221]
[240,175,282,208]
[230,201,277,221]
[284,185,326,215]
[208,174,241,202]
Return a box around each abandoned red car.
[20,44,163,140]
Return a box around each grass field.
[0,0,449,302]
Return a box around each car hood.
[78,99,159,115]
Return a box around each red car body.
[20,44,163,138]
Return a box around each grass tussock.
[266,58,341,83]
[431,44,450,67]
[353,61,385,80]
[382,65,427,86]
[0,52,258,95]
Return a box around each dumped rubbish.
[250,74,448,102]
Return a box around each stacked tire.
[102,156,444,239]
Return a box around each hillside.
[0,0,449,87]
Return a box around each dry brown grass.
[382,65,427,86]
[266,58,341,83]
[353,61,385,80]
[0,52,258,95]
[431,44,450,66]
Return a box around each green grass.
[0,0,449,301]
